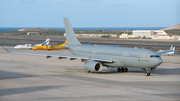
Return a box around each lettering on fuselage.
[37,47,44,49]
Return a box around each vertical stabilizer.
[63,17,81,45]
[59,40,67,46]
[42,38,50,46]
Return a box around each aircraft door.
[139,52,146,60]
[137,52,147,67]
[123,51,128,59]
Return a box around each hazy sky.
[0,0,179,27]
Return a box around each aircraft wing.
[3,46,113,63]
[156,46,175,55]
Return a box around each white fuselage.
[14,44,32,49]
[158,48,175,55]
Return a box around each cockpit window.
[150,55,159,58]
[150,55,154,57]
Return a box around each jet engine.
[84,61,103,72]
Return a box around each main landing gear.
[145,68,151,76]
[117,67,128,72]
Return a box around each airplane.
[14,44,32,49]
[3,17,175,76]
[14,38,50,49]
[32,40,67,50]
[157,46,175,56]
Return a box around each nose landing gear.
[145,68,151,76]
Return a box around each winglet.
[3,46,12,53]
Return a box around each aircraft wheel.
[117,68,121,72]
[88,70,91,73]
[145,72,150,76]
[121,68,124,72]
[145,68,151,76]
[125,68,128,72]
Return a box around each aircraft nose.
[157,58,162,65]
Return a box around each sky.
[0,0,180,27]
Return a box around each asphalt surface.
[0,46,180,101]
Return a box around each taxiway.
[0,47,180,101]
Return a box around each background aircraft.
[14,38,50,49]
[157,46,175,56]
[32,41,67,50]
[4,17,174,76]
[14,44,32,49]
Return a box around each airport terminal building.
[132,30,167,37]
[119,30,180,40]
[64,33,117,38]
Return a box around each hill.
[161,24,180,30]
[18,28,54,31]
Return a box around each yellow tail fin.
[59,40,67,46]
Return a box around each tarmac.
[0,46,180,101]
